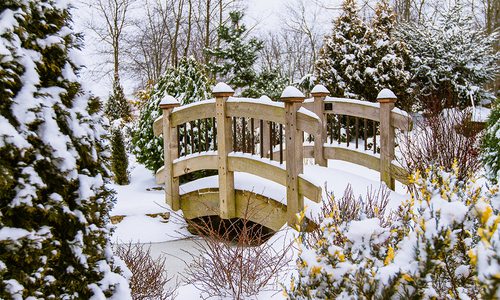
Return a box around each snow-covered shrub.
[316,0,411,109]
[0,1,130,298]
[132,56,212,172]
[111,128,129,185]
[481,101,500,184]
[287,165,500,299]
[105,77,132,122]
[398,4,499,111]
[398,109,482,182]
[242,68,289,100]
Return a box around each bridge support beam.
[378,89,397,190]
[160,96,181,210]
[282,87,306,227]
[214,83,236,219]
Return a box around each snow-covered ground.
[109,155,411,298]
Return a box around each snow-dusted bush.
[316,0,411,108]
[242,68,289,100]
[398,4,499,111]
[132,56,212,172]
[481,101,500,184]
[0,0,130,298]
[287,165,500,299]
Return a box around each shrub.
[105,77,132,122]
[183,211,292,299]
[115,243,175,300]
[481,101,500,184]
[287,165,500,299]
[398,109,482,182]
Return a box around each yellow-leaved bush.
[287,163,500,299]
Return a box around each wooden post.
[377,89,397,190]
[160,95,181,210]
[281,86,306,226]
[213,83,236,219]
[311,85,329,167]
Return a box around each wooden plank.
[391,112,412,131]
[297,111,321,136]
[170,101,216,127]
[379,99,396,190]
[172,153,218,177]
[324,146,380,172]
[328,101,380,122]
[226,102,285,125]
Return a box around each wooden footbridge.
[153,83,412,230]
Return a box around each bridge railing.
[153,83,412,227]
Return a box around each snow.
[213,82,234,93]
[376,88,397,99]
[227,96,284,108]
[471,106,491,122]
[281,86,305,98]
[159,95,180,107]
[326,96,381,109]
[172,98,215,113]
[298,107,320,120]
[310,84,330,95]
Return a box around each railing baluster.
[328,114,333,143]
[259,119,264,158]
[373,120,377,154]
[198,119,202,153]
[183,123,188,155]
[269,122,274,161]
[364,118,368,150]
[204,118,209,151]
[251,118,255,155]
[190,121,194,154]
[233,117,237,151]
[213,117,217,151]
[242,117,246,153]
[355,117,359,149]
[279,123,283,164]
[346,115,350,147]
[177,125,181,157]
[338,115,341,145]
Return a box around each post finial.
[213,82,235,98]
[311,84,330,97]
[377,88,397,103]
[159,95,181,109]
[280,86,305,103]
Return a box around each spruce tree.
[0,1,130,298]
[315,0,369,100]
[111,128,129,185]
[242,68,289,100]
[132,56,212,172]
[105,76,132,121]
[205,11,263,90]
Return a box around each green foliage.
[105,77,132,121]
[132,56,212,172]
[242,68,289,100]
[0,0,129,298]
[111,128,129,185]
[287,165,500,299]
[206,11,264,89]
[398,4,499,110]
[482,101,500,184]
[316,0,411,108]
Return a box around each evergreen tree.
[242,68,289,100]
[316,0,411,107]
[398,4,499,111]
[105,76,132,121]
[0,1,130,298]
[315,0,369,100]
[482,101,500,184]
[132,56,212,172]
[206,11,263,90]
[111,128,129,185]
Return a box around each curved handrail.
[325,97,412,131]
